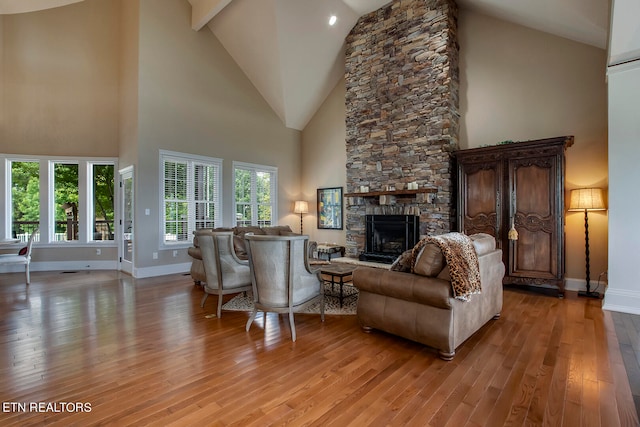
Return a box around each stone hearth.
[344,0,459,257]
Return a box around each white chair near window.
[0,229,38,285]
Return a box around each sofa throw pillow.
[235,226,264,237]
[18,246,28,256]
[412,243,445,277]
[263,225,293,235]
[390,250,413,272]
[233,235,248,260]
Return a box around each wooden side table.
[320,264,356,307]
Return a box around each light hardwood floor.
[612,311,640,420]
[0,270,638,426]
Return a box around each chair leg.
[245,309,258,332]
[200,293,208,308]
[25,264,30,285]
[320,293,325,322]
[217,295,223,318]
[289,310,296,342]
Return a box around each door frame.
[119,166,134,274]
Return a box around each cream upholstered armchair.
[197,230,253,318]
[244,234,325,342]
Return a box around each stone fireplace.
[344,0,459,257]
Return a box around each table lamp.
[568,187,606,298]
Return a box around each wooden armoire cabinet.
[455,136,573,296]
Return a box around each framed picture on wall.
[317,187,343,230]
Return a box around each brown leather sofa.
[353,233,505,360]
[188,225,296,285]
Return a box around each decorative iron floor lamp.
[293,201,309,234]
[568,188,606,299]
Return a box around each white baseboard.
[1,261,191,280]
[602,288,640,315]
[565,277,640,315]
[133,262,191,279]
[1,260,118,273]
[564,277,607,293]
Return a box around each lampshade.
[568,188,606,211]
[293,200,309,214]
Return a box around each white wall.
[0,0,304,277]
[0,0,120,268]
[605,62,640,313]
[0,15,4,146]
[458,10,609,289]
[118,0,140,170]
[0,0,120,157]
[603,0,640,314]
[301,78,347,245]
[609,0,640,65]
[132,0,302,273]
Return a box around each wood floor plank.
[0,271,638,426]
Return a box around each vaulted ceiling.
[1,0,610,131]
[194,0,610,131]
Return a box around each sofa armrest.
[188,247,202,261]
[353,268,453,309]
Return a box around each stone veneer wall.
[344,0,459,257]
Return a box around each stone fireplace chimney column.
[344,0,460,257]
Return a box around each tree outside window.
[6,157,116,244]
[11,161,40,240]
[54,163,79,241]
[93,164,115,240]
[234,163,277,227]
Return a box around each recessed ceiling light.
[329,15,337,26]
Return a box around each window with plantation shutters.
[233,162,277,227]
[160,150,221,245]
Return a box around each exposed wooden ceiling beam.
[0,0,83,15]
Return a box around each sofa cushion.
[390,250,413,272]
[262,225,294,235]
[190,225,295,269]
[437,265,451,281]
[353,268,452,309]
[413,243,445,277]
[233,235,249,260]
[192,227,232,247]
[235,226,265,237]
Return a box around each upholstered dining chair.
[197,230,253,318]
[0,228,38,285]
[244,234,325,342]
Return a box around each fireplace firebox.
[359,215,420,263]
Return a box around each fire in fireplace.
[359,215,420,263]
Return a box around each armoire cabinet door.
[458,160,502,245]
[507,155,560,282]
[456,136,572,297]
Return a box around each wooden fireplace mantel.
[344,188,437,198]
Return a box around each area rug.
[221,282,358,315]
